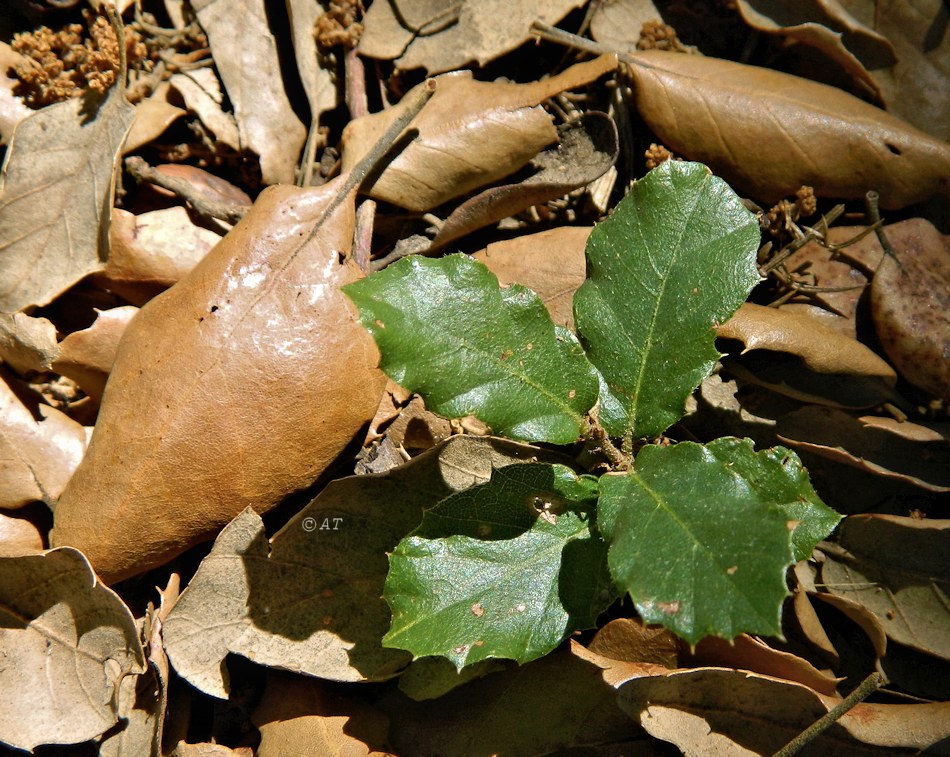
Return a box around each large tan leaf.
[191,0,306,184]
[359,0,586,74]
[619,668,950,754]
[0,42,30,146]
[870,218,949,401]
[0,547,145,752]
[341,55,617,211]
[625,50,950,207]
[0,85,134,311]
[0,372,87,509]
[168,69,241,152]
[163,436,566,692]
[52,178,386,584]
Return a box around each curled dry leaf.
[163,436,565,692]
[252,672,391,757]
[619,667,950,755]
[734,0,896,99]
[430,112,618,250]
[0,547,145,753]
[838,0,950,141]
[474,225,591,330]
[192,0,306,184]
[589,0,664,54]
[870,218,949,401]
[820,514,950,659]
[625,50,950,207]
[0,509,44,551]
[0,373,87,509]
[154,164,252,209]
[0,312,59,374]
[123,83,186,154]
[98,207,223,305]
[0,42,31,145]
[341,55,617,212]
[717,303,896,383]
[168,69,241,152]
[52,306,138,402]
[359,0,586,74]
[0,84,134,311]
[286,0,337,125]
[52,178,386,584]
[777,405,950,492]
[587,617,680,668]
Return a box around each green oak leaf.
[598,441,799,644]
[382,463,615,669]
[344,254,598,444]
[574,161,760,441]
[703,437,841,561]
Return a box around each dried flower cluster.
[316,0,364,50]
[764,185,817,236]
[11,12,147,108]
[637,20,690,53]
[644,143,679,170]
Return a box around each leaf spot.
[471,602,484,617]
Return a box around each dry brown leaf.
[381,644,646,755]
[777,406,950,492]
[870,218,949,401]
[0,547,145,752]
[154,164,252,209]
[287,0,338,125]
[168,69,241,152]
[172,744,253,757]
[163,436,565,692]
[341,55,617,211]
[0,372,87,509]
[52,178,385,584]
[819,515,950,659]
[619,668,950,754]
[838,0,950,140]
[587,617,680,668]
[52,306,138,402]
[97,207,223,305]
[0,42,31,145]
[123,83,186,154]
[0,509,44,551]
[809,591,888,659]
[252,672,391,757]
[717,302,896,383]
[0,312,59,374]
[474,226,591,330]
[192,0,306,184]
[0,84,134,311]
[589,0,664,54]
[625,50,950,207]
[735,0,896,99]
[359,0,586,74]
[431,113,618,249]
[689,634,841,696]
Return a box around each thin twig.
[300,78,436,251]
[124,156,249,225]
[774,672,886,757]
[864,190,899,270]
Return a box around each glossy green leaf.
[573,161,760,440]
[703,437,841,561]
[598,442,797,644]
[344,254,598,444]
[383,463,614,669]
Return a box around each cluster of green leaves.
[344,161,840,670]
